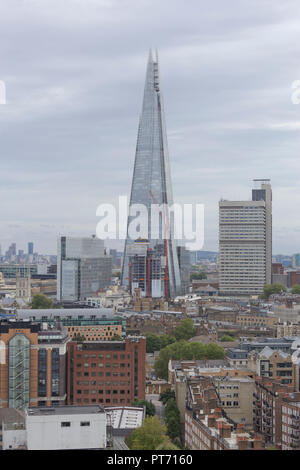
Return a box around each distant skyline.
[1,1,300,255]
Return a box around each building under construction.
[127,239,167,299]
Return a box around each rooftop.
[26,405,105,416]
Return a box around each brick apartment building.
[67,336,146,407]
[281,393,300,449]
[253,376,294,447]
[236,314,277,329]
[184,377,262,450]
[248,347,296,387]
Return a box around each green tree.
[155,438,179,450]
[165,398,180,417]
[127,416,169,450]
[154,340,225,380]
[131,399,155,416]
[146,334,176,353]
[291,285,300,295]
[173,319,195,341]
[164,398,181,443]
[263,283,287,300]
[30,294,54,309]
[190,272,207,281]
[205,343,226,360]
[159,335,176,350]
[220,334,236,342]
[166,414,181,440]
[159,389,175,405]
[146,333,162,353]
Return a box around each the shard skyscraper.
[121,50,181,298]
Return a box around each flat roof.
[17,308,116,318]
[26,405,105,416]
[0,408,25,424]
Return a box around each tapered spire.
[121,51,181,297]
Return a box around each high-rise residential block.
[219,180,272,296]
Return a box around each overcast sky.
[0,0,300,255]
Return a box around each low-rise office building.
[0,320,69,409]
[67,336,146,407]
[2,405,107,450]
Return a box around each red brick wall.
[67,337,146,406]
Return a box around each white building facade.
[25,405,107,450]
[219,180,272,296]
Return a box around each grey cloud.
[0,0,299,254]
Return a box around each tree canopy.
[146,333,176,353]
[127,416,178,450]
[263,283,287,300]
[154,340,225,380]
[220,334,236,342]
[30,294,54,309]
[131,399,155,417]
[173,319,196,341]
[291,285,300,295]
[190,271,207,281]
[159,389,175,405]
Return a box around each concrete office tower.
[121,50,181,298]
[219,180,272,296]
[57,236,112,302]
[28,242,34,255]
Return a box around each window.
[80,421,90,427]
[61,422,71,427]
